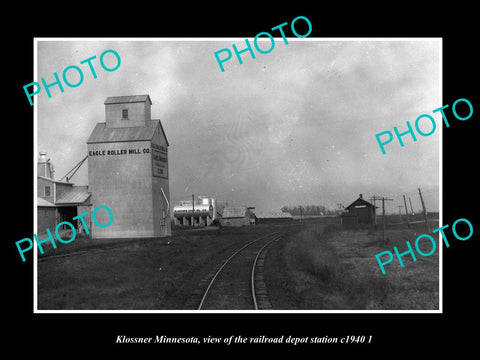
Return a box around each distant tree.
[281,204,333,216]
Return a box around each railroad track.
[197,232,280,310]
[36,237,172,262]
[37,243,127,262]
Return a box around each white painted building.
[86,95,171,238]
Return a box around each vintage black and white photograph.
[34,38,442,312]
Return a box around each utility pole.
[381,196,393,242]
[337,203,342,224]
[403,195,410,228]
[192,193,195,227]
[369,196,381,231]
[409,197,415,216]
[418,188,430,233]
[397,205,403,223]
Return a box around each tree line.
[280,205,338,216]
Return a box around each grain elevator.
[86,94,171,238]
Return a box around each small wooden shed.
[220,206,254,227]
[343,194,376,224]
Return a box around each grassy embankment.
[271,221,439,310]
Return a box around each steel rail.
[197,232,279,310]
[251,236,280,310]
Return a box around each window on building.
[44,186,51,197]
[122,109,128,119]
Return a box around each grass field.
[36,225,279,310]
[37,219,439,310]
[265,220,440,310]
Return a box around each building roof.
[222,206,249,218]
[104,94,152,105]
[37,197,56,207]
[345,197,375,210]
[86,119,169,145]
[55,186,91,205]
[255,211,293,219]
[38,175,72,185]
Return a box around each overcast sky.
[36,39,441,214]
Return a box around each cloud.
[36,39,441,213]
